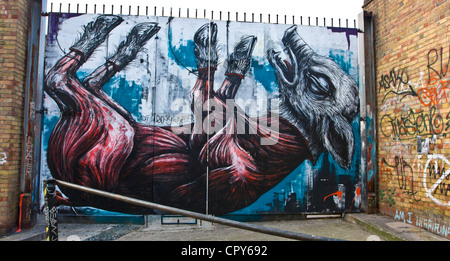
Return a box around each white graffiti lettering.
[0,152,6,165]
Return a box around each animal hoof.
[70,15,124,61]
[109,22,161,70]
[194,22,218,68]
[225,36,257,77]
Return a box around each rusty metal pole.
[18,0,44,231]
[53,179,344,241]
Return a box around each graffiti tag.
[379,67,417,102]
[381,156,420,202]
[427,47,449,80]
[380,106,450,140]
[417,74,450,107]
[423,154,450,206]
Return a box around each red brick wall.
[0,0,31,235]
[364,0,449,238]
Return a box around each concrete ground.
[0,212,447,241]
[116,216,376,241]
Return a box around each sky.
[46,0,364,26]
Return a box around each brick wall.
[0,0,31,235]
[364,0,450,238]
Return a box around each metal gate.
[37,3,363,219]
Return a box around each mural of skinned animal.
[42,14,360,216]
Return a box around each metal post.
[18,0,43,230]
[44,179,58,241]
[358,11,378,214]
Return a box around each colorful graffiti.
[42,14,360,216]
[378,44,450,222]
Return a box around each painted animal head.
[267,25,359,169]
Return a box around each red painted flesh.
[46,55,312,215]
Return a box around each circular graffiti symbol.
[422,154,450,206]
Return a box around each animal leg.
[70,15,124,64]
[45,15,123,109]
[216,36,257,101]
[81,22,160,124]
[191,22,219,103]
[189,22,219,151]
[44,15,136,203]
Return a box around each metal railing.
[43,179,344,241]
[45,2,358,28]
